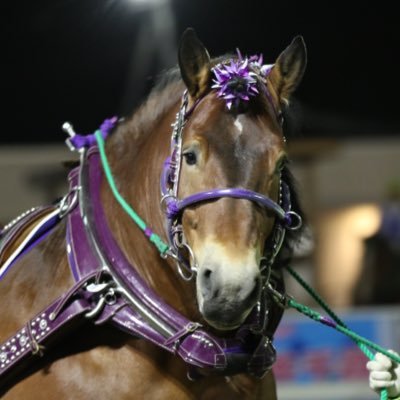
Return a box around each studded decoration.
[0,313,51,370]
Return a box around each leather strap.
[0,206,61,279]
[0,281,93,381]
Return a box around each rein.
[275,266,400,400]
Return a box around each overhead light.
[127,0,169,9]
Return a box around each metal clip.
[86,281,114,294]
[63,122,78,152]
[266,282,291,309]
[85,281,118,319]
[85,296,107,319]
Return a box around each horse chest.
[2,343,275,400]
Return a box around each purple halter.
[161,91,302,279]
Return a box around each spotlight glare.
[127,0,168,9]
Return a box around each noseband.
[161,91,302,280]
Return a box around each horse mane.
[124,56,234,126]
[108,55,231,157]
[108,69,184,159]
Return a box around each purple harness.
[0,89,302,385]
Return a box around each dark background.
[2,1,400,143]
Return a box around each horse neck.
[101,101,200,319]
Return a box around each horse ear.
[268,36,307,105]
[178,28,211,99]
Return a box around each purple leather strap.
[66,166,101,281]
[0,206,62,280]
[172,188,286,220]
[0,280,93,379]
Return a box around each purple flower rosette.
[211,49,274,109]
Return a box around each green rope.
[284,265,400,400]
[285,265,344,326]
[95,130,169,256]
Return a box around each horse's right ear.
[268,36,307,105]
[178,28,211,99]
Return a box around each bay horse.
[0,29,306,399]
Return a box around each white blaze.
[234,117,243,134]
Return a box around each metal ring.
[180,242,198,274]
[163,247,194,281]
[285,211,303,231]
[160,193,175,208]
[171,242,198,281]
[105,288,117,306]
[177,262,195,281]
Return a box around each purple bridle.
[161,91,302,279]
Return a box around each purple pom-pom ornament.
[211,49,273,110]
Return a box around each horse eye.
[183,151,197,166]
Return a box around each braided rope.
[284,265,400,400]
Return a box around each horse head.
[166,29,306,331]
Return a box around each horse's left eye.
[183,151,197,166]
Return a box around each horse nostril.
[199,268,214,300]
[203,269,212,279]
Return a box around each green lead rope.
[95,130,169,255]
[285,265,400,400]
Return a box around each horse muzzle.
[195,250,262,330]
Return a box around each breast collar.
[0,145,278,384]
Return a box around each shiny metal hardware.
[63,121,78,152]
[86,281,115,294]
[285,211,303,231]
[62,121,76,137]
[58,186,80,219]
[171,229,198,281]
[85,281,118,319]
[266,282,291,309]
